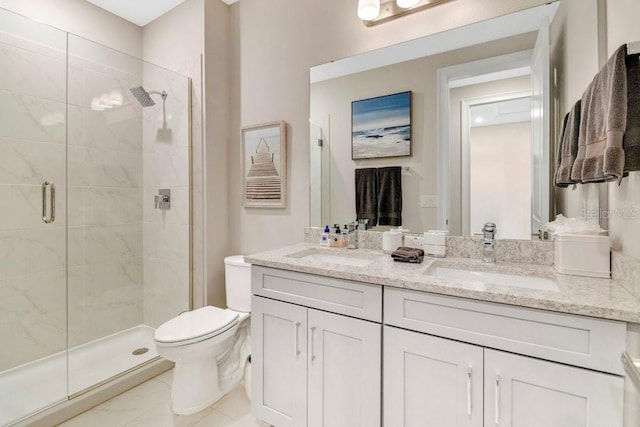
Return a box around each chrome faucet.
[482,222,497,263]
[345,222,358,249]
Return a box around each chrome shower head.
[130,86,155,107]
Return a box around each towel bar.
[622,352,640,390]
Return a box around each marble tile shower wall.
[141,64,190,328]
[0,20,68,370]
[67,36,144,348]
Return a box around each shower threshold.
[0,324,158,426]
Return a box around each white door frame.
[436,50,533,231]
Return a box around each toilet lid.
[155,306,239,344]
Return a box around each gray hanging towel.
[571,44,627,183]
[555,100,582,187]
[377,166,402,226]
[355,168,378,226]
[624,51,640,173]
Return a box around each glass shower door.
[0,9,68,424]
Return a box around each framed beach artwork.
[351,91,412,160]
[242,121,287,208]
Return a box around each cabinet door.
[252,296,307,427]
[384,326,484,427]
[308,309,381,427]
[484,349,624,427]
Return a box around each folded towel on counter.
[624,51,640,173]
[572,44,628,183]
[355,168,378,226]
[555,100,582,187]
[391,247,424,264]
[377,166,403,226]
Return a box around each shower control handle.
[154,189,171,210]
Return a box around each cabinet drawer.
[252,266,382,322]
[384,287,626,375]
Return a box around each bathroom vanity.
[246,243,640,427]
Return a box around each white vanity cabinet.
[251,265,632,427]
[484,349,623,426]
[384,287,627,427]
[251,267,382,427]
[384,326,484,427]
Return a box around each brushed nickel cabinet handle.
[294,322,301,357]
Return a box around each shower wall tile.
[0,138,66,185]
[143,257,189,329]
[68,257,143,348]
[141,66,191,327]
[0,10,66,55]
[0,185,43,229]
[143,223,189,264]
[154,145,190,188]
[0,185,66,230]
[0,41,66,102]
[68,36,141,79]
[0,268,66,371]
[68,187,142,227]
[68,106,142,152]
[0,227,66,279]
[0,91,65,143]
[83,148,143,188]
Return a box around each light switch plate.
[420,195,438,208]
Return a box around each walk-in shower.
[0,8,191,426]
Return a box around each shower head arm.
[148,90,168,101]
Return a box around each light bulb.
[358,0,381,21]
[397,0,419,8]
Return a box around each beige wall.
[470,122,532,240]
[0,0,142,57]
[606,0,640,258]
[550,0,601,221]
[310,35,534,233]
[229,0,550,255]
[204,0,231,307]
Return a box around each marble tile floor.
[59,369,269,427]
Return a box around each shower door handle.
[41,181,55,224]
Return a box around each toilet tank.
[224,255,251,312]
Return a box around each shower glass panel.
[66,35,191,396]
[0,10,68,425]
[0,8,191,424]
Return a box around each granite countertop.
[245,243,640,323]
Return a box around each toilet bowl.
[154,255,251,415]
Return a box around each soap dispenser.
[320,225,331,246]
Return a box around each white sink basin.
[298,253,374,268]
[428,267,558,291]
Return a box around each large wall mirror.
[309,0,601,240]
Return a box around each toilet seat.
[155,306,239,347]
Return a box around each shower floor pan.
[0,324,158,426]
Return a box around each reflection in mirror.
[467,96,532,240]
[308,1,590,240]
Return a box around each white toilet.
[154,255,251,415]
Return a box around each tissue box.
[424,230,447,258]
[554,233,610,278]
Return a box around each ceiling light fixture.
[357,0,381,21]
[359,0,453,27]
[396,0,419,8]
